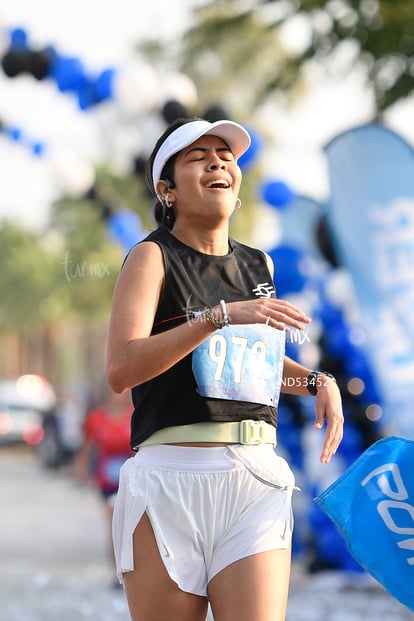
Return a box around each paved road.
[1,445,412,621]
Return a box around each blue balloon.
[6,126,23,142]
[238,127,262,170]
[267,245,308,296]
[77,78,99,110]
[32,141,46,157]
[324,322,355,358]
[317,298,344,329]
[107,210,145,254]
[337,422,363,465]
[95,68,116,101]
[261,179,294,209]
[10,28,28,50]
[344,348,381,403]
[50,55,85,93]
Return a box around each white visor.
[152,119,251,200]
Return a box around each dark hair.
[146,117,202,230]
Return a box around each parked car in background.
[0,375,56,447]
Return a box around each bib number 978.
[192,324,285,406]
[209,333,267,386]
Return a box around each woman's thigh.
[208,547,291,621]
[123,512,208,621]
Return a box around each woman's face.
[169,134,242,224]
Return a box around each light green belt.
[136,420,277,449]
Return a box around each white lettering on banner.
[368,199,414,382]
[368,319,414,384]
[389,288,414,338]
[361,463,408,500]
[361,463,414,565]
[398,539,414,566]
[370,199,414,291]
[377,501,414,535]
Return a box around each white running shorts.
[112,443,295,596]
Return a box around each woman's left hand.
[313,377,344,463]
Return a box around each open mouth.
[207,181,230,189]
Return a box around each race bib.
[192,324,285,406]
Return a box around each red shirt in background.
[83,400,133,495]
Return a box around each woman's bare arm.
[106,242,217,393]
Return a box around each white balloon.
[323,268,356,308]
[50,147,96,198]
[110,124,144,159]
[113,60,161,114]
[160,71,198,107]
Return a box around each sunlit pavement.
[1,446,412,621]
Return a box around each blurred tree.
[182,0,414,114]
[0,221,62,330]
[0,186,126,386]
[0,221,66,381]
[49,164,153,314]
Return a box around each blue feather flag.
[324,124,414,438]
[316,436,414,612]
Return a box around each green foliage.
[0,204,122,333]
[50,199,123,319]
[0,221,62,330]
[183,0,414,114]
[0,161,156,334]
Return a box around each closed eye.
[184,147,234,162]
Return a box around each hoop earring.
[165,195,173,209]
[234,198,242,210]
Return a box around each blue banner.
[316,436,414,612]
[324,124,414,438]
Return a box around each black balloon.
[29,49,52,80]
[83,184,98,201]
[2,47,52,80]
[202,103,230,122]
[133,155,147,177]
[99,203,113,221]
[162,99,189,124]
[1,49,29,77]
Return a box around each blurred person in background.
[75,385,133,584]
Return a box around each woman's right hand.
[223,298,311,332]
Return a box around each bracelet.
[203,307,225,329]
[306,371,337,396]
[220,299,229,327]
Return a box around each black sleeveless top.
[129,227,278,449]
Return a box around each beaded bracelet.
[203,307,225,329]
[190,305,228,329]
